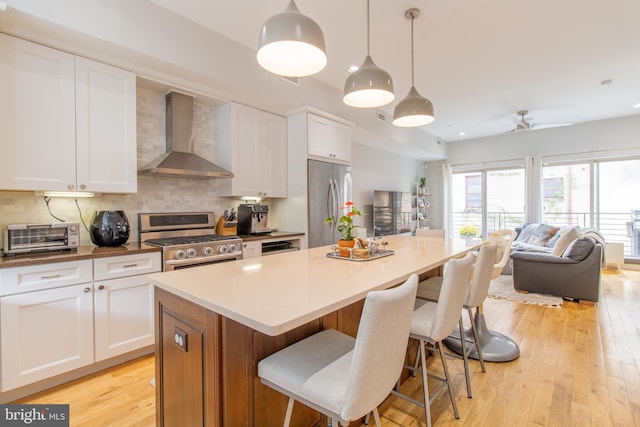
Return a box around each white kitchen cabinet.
[93,275,155,361]
[216,102,287,198]
[307,113,352,163]
[0,260,93,296]
[75,57,137,193]
[0,252,160,392]
[93,253,160,361]
[1,283,94,392]
[0,34,137,193]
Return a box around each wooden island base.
[154,278,432,427]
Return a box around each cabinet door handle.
[41,274,61,280]
[80,184,86,190]
[123,264,138,268]
[68,184,75,190]
[98,285,105,291]
[83,287,91,293]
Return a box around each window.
[465,174,482,210]
[542,163,590,227]
[543,177,564,201]
[453,168,525,237]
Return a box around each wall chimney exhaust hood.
[138,92,233,179]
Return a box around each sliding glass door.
[451,157,640,259]
[452,168,525,238]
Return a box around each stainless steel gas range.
[139,212,242,271]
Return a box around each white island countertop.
[147,235,481,336]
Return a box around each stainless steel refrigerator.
[307,159,352,248]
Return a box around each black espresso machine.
[237,205,270,235]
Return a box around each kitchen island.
[149,235,481,426]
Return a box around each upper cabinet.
[0,34,137,193]
[216,102,287,198]
[287,110,353,166]
[307,113,352,163]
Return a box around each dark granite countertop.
[237,231,305,242]
[0,242,161,269]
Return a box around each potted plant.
[459,225,479,239]
[324,201,362,257]
[418,177,427,195]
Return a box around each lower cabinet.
[0,283,94,391]
[94,275,155,361]
[0,252,161,392]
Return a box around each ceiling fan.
[508,110,573,133]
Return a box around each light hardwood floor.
[16,269,640,426]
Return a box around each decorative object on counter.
[327,248,394,262]
[327,237,391,261]
[343,0,395,108]
[459,225,479,238]
[90,211,130,247]
[324,201,362,257]
[257,0,327,77]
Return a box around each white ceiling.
[148,0,640,143]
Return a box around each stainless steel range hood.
[138,91,233,179]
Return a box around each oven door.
[164,254,242,271]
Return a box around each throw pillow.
[533,224,560,246]
[563,237,595,261]
[551,226,581,256]
[517,223,537,243]
[546,232,561,248]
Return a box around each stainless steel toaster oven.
[2,223,80,255]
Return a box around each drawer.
[94,252,161,281]
[0,260,93,296]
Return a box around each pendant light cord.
[410,11,415,86]
[366,0,370,55]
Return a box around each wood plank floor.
[15,269,640,426]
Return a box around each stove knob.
[218,245,229,254]
[174,250,186,260]
[186,248,197,258]
[203,247,214,256]
[227,243,239,253]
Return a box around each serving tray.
[326,250,395,262]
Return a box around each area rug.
[488,275,562,308]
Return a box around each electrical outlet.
[174,327,187,351]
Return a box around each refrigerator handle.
[332,179,340,223]
[327,180,335,227]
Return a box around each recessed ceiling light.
[347,65,359,73]
[633,103,640,109]
[458,131,466,136]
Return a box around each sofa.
[502,223,606,274]
[504,223,605,303]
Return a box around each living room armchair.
[510,236,603,304]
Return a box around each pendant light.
[393,8,435,127]
[257,0,327,77]
[343,0,395,108]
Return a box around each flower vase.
[337,239,356,258]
